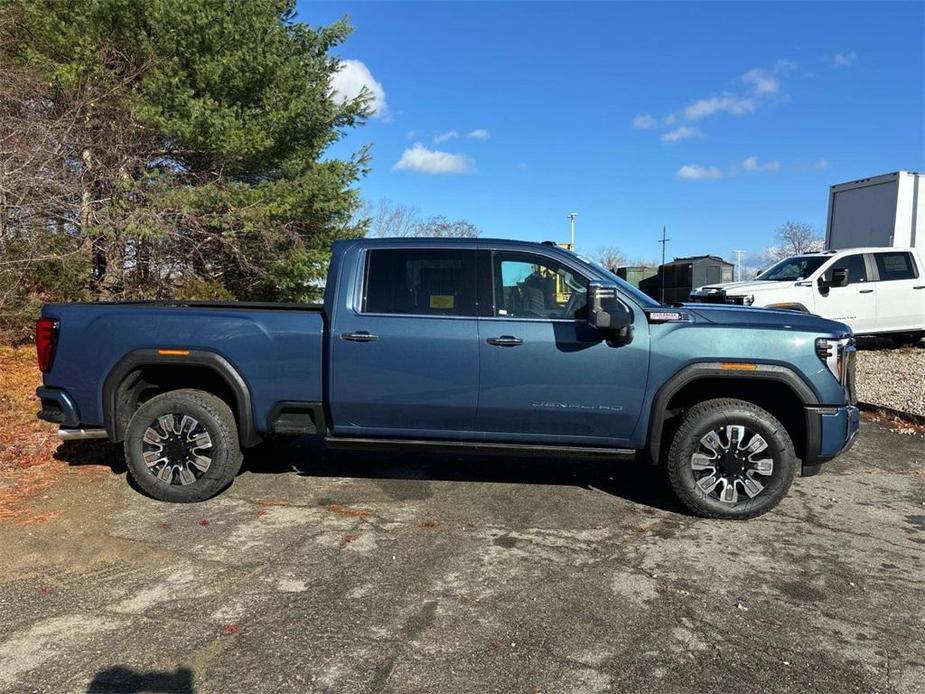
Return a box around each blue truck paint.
[40,303,324,431]
[38,237,859,474]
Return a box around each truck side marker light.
[158,349,190,357]
[720,362,758,371]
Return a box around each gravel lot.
[1,421,923,693]
[856,344,925,417]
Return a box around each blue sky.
[301,1,924,264]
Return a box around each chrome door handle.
[341,331,378,342]
[486,335,524,347]
[859,289,874,294]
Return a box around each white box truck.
[825,171,923,250]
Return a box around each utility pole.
[733,249,746,281]
[658,226,670,303]
[567,212,578,248]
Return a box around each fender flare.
[101,348,259,447]
[645,361,819,464]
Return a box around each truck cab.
[689,247,925,339]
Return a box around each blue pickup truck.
[35,238,859,519]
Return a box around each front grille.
[689,292,744,305]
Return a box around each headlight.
[743,294,755,306]
[815,337,852,383]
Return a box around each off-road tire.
[666,398,797,520]
[124,389,244,503]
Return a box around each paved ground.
[1,420,923,694]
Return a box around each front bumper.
[804,404,860,469]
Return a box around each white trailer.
[825,171,923,250]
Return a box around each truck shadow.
[51,438,685,514]
[243,438,686,514]
[87,665,194,693]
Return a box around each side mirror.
[819,268,848,295]
[588,282,632,332]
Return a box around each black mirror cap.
[588,281,632,331]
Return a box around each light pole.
[658,226,670,303]
[733,249,746,281]
[568,212,577,248]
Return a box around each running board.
[58,427,109,441]
[324,436,637,459]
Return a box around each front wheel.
[666,398,797,519]
[124,389,244,503]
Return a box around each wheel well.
[111,364,248,445]
[656,377,807,462]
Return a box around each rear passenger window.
[825,254,868,284]
[874,252,918,281]
[362,249,477,316]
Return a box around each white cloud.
[830,51,857,68]
[393,143,474,175]
[644,59,798,126]
[677,156,782,180]
[677,164,723,180]
[682,95,758,120]
[739,156,780,173]
[813,159,829,170]
[330,59,388,118]
[466,128,490,140]
[433,130,458,144]
[661,125,703,143]
[742,68,780,95]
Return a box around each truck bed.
[40,301,326,432]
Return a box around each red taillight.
[35,318,58,372]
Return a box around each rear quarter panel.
[40,304,324,432]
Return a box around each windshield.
[758,255,828,281]
[571,253,662,307]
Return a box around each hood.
[692,280,790,295]
[682,303,851,336]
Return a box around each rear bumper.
[804,404,860,469]
[36,387,80,428]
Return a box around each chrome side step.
[324,436,636,459]
[58,428,109,441]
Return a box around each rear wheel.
[666,398,797,519]
[124,389,243,502]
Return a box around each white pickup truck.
[689,247,925,341]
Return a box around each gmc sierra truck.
[36,238,860,519]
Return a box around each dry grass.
[0,345,108,524]
[0,345,57,471]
